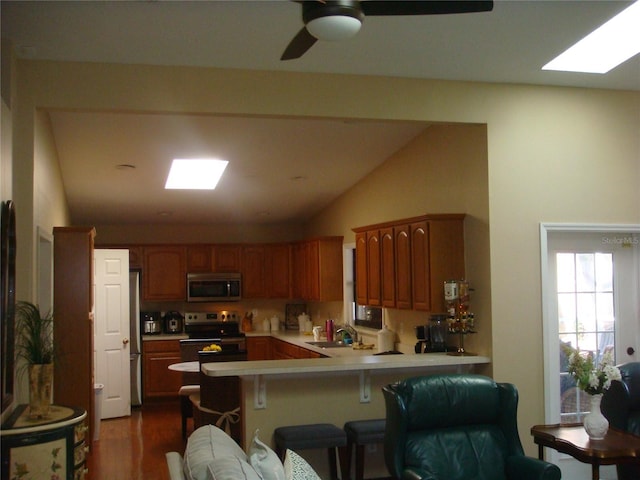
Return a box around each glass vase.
[583,393,609,440]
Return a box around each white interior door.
[94,249,131,419]
[541,225,640,480]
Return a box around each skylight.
[165,158,228,190]
[542,0,640,74]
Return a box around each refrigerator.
[129,271,142,406]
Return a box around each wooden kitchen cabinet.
[143,246,187,301]
[53,227,96,445]
[380,227,396,307]
[394,225,412,309]
[212,244,242,272]
[271,338,299,359]
[142,340,182,400]
[187,245,212,272]
[247,336,272,361]
[270,338,325,359]
[241,244,291,299]
[292,237,343,302]
[410,217,465,312]
[266,243,291,298]
[366,230,382,306]
[355,233,368,306]
[353,214,465,312]
[242,245,267,298]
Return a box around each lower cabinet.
[247,336,272,361]
[143,339,183,400]
[1,405,88,480]
[270,337,325,359]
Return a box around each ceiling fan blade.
[281,27,318,60]
[361,1,493,16]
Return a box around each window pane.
[579,332,598,353]
[577,293,596,331]
[596,292,614,331]
[576,253,595,292]
[557,254,575,292]
[558,293,576,333]
[595,253,613,291]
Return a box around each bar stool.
[343,419,386,480]
[274,423,348,480]
[178,385,199,439]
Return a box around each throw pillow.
[184,425,247,480]
[205,456,262,480]
[248,429,286,480]
[283,449,321,480]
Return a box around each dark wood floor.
[86,401,185,480]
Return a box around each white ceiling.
[3,1,639,226]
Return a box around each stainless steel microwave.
[187,272,241,302]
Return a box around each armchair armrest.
[506,455,561,480]
[166,451,186,480]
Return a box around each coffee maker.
[414,314,450,353]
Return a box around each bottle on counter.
[377,324,395,353]
[325,319,334,342]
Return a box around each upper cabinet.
[266,243,291,299]
[143,246,187,301]
[95,239,335,302]
[292,237,343,302]
[212,245,242,272]
[353,214,465,312]
[186,245,213,272]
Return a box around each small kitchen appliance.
[141,311,162,335]
[186,272,241,302]
[163,311,184,334]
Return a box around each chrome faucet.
[336,324,359,344]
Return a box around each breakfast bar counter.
[201,352,489,378]
[195,345,490,478]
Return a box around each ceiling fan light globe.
[306,16,362,41]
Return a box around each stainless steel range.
[180,310,247,385]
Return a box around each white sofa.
[166,425,321,480]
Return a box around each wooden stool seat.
[178,385,199,439]
[344,419,386,480]
[274,423,348,480]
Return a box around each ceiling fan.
[281,0,494,60]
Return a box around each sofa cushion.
[248,430,285,480]
[205,456,262,480]
[283,449,321,480]
[184,425,247,480]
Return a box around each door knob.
[627,347,635,355]
[123,338,130,345]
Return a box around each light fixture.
[306,15,362,41]
[165,158,228,190]
[542,1,640,74]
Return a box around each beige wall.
[310,122,491,358]
[9,59,640,455]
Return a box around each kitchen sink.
[306,341,352,348]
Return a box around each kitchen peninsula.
[195,332,489,477]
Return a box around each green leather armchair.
[601,362,640,480]
[382,374,561,480]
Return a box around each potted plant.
[15,301,55,418]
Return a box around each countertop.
[200,352,490,378]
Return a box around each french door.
[541,225,640,479]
